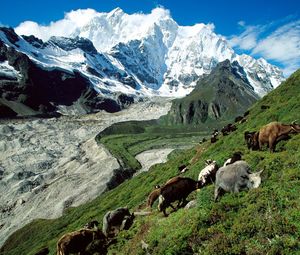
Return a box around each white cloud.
[252,20,300,75]
[14,7,172,43]
[15,9,99,41]
[229,19,300,76]
[237,20,246,27]
[229,25,263,50]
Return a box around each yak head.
[291,121,300,132]
[248,170,264,189]
[244,131,259,150]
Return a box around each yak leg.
[259,140,264,151]
[269,136,276,152]
[180,197,188,208]
[214,186,222,202]
[169,203,176,211]
[175,198,185,208]
[234,184,241,193]
[163,207,168,217]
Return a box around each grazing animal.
[84,220,99,229]
[214,161,263,201]
[178,164,189,173]
[200,137,207,144]
[198,159,219,186]
[239,118,247,124]
[102,207,133,237]
[244,131,259,150]
[211,130,219,143]
[243,110,250,117]
[223,152,243,166]
[158,177,201,216]
[221,123,237,136]
[234,116,244,123]
[147,176,182,208]
[121,213,135,230]
[211,135,218,143]
[261,105,270,110]
[56,228,106,255]
[258,121,300,152]
[147,188,161,208]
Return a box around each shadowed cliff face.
[164,60,259,125]
[0,32,134,117]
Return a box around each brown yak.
[146,176,182,208]
[158,177,202,216]
[56,228,106,255]
[258,121,300,152]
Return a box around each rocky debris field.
[0,98,171,245]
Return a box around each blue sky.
[0,0,299,75]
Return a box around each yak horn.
[258,169,264,175]
[291,120,298,125]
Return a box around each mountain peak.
[165,59,258,125]
[107,7,125,19]
[2,9,285,104]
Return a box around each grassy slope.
[1,70,300,255]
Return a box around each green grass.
[96,120,208,170]
[1,69,300,255]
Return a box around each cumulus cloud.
[229,19,300,76]
[14,7,174,51]
[15,9,99,41]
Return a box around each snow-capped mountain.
[0,8,284,116]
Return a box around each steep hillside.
[163,60,258,126]
[1,69,299,255]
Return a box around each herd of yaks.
[35,118,300,255]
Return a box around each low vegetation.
[96,120,207,170]
[1,70,300,255]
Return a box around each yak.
[223,152,242,166]
[214,161,263,201]
[146,176,182,208]
[258,121,300,152]
[56,228,106,255]
[198,159,219,186]
[221,123,237,136]
[158,177,201,216]
[102,207,133,237]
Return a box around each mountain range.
[0,8,284,117]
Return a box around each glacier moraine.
[0,98,171,246]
